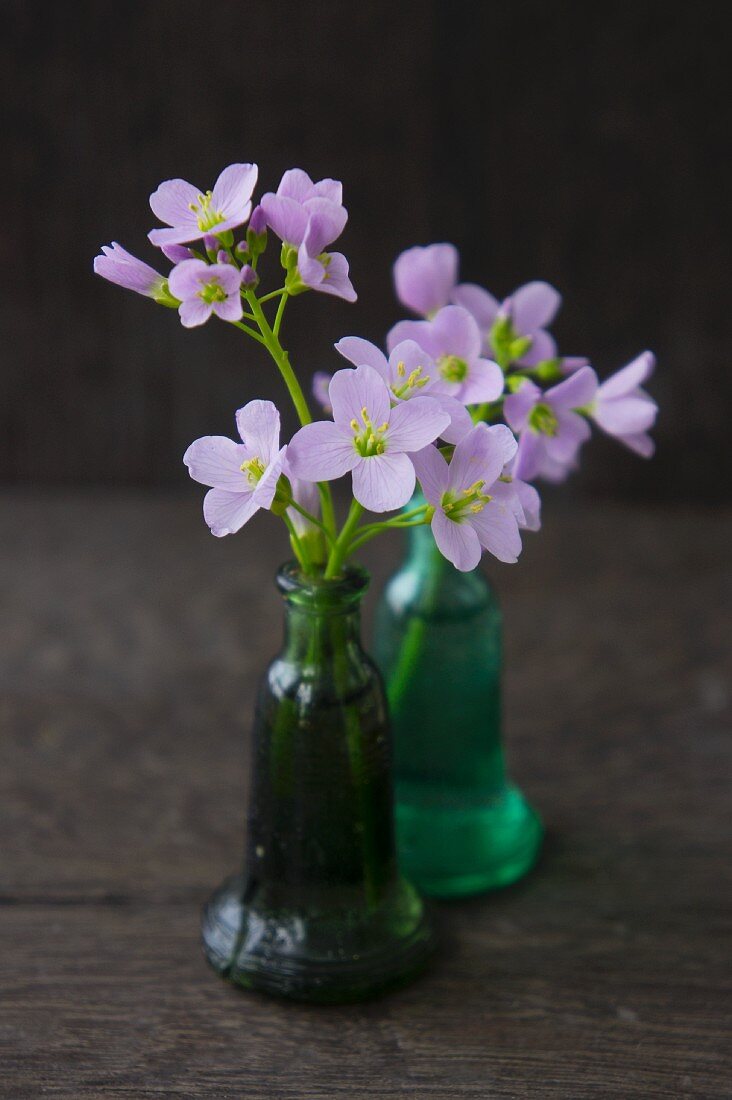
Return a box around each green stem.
[231,320,267,345]
[387,541,448,721]
[287,500,336,545]
[244,291,312,427]
[283,513,311,573]
[243,289,338,540]
[324,500,363,578]
[347,517,429,557]
[273,293,288,337]
[257,288,287,304]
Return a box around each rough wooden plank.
[0,494,730,1097]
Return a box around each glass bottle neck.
[277,563,368,664]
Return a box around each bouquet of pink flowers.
[95,161,658,576]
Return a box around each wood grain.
[0,494,730,1098]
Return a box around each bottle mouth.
[276,561,370,609]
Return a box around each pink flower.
[334,336,472,443]
[452,281,561,365]
[393,243,459,317]
[296,209,356,302]
[287,365,450,512]
[504,366,599,482]
[387,306,504,405]
[412,424,523,571]
[93,242,167,299]
[260,168,344,247]
[148,163,258,248]
[168,259,243,328]
[183,401,285,537]
[591,351,658,457]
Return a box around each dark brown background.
[3,0,730,500]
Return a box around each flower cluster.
[94,162,658,577]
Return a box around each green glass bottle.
[202,562,434,1004]
[374,517,543,898]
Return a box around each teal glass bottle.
[374,518,543,898]
[202,562,435,1003]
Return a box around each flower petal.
[469,502,522,563]
[546,412,591,460]
[513,429,546,482]
[310,251,357,302]
[594,395,657,435]
[448,423,506,491]
[178,298,212,327]
[252,446,286,510]
[431,509,482,571]
[260,193,309,245]
[351,452,415,512]
[487,423,519,467]
[301,198,348,254]
[615,431,655,458]
[211,163,258,219]
[203,488,260,537]
[431,305,481,360]
[511,281,561,333]
[598,351,656,399]
[517,328,557,367]
[310,178,343,204]
[277,168,314,201]
[212,295,244,322]
[149,178,200,227]
[410,445,449,505]
[148,225,203,247]
[235,400,281,464]
[451,283,500,339]
[459,358,504,404]
[386,397,450,453]
[546,365,598,410]
[386,319,429,354]
[183,436,251,490]
[514,479,542,531]
[329,364,390,428]
[287,421,358,481]
[393,243,459,317]
[434,395,474,444]
[168,258,210,300]
[503,379,542,432]
[335,337,389,376]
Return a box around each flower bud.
[160,243,193,264]
[216,249,233,265]
[240,264,259,289]
[203,233,218,253]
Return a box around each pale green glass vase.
[374,516,543,898]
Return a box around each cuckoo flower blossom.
[287,365,449,512]
[296,206,356,302]
[334,336,472,443]
[168,259,243,328]
[504,366,598,482]
[387,306,504,405]
[260,168,345,247]
[394,243,459,317]
[183,400,284,537]
[148,163,258,247]
[452,280,561,366]
[93,243,167,300]
[412,424,523,570]
[591,351,658,457]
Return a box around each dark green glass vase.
[202,563,435,1004]
[374,519,543,899]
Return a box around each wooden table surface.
[1,493,730,1099]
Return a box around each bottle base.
[201,874,436,1004]
[396,782,543,898]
